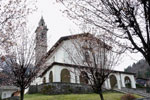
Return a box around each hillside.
[124,59,150,79]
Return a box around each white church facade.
[31,17,136,91]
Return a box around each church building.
[31,17,136,92]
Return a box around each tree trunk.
[99,92,104,100]
[20,88,24,100]
[146,54,150,67]
[98,89,104,100]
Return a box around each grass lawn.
[24,92,142,100]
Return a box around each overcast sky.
[28,0,143,71]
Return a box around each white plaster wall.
[46,41,67,64]
[61,40,85,65]
[104,79,111,89]
[120,74,125,87]
[45,54,56,66]
[1,91,15,99]
[25,88,29,94]
[113,73,121,89]
[44,39,85,65]
[55,46,65,63]
[41,39,87,68]
[62,40,74,64]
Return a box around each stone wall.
[28,82,94,95]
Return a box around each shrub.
[136,84,145,88]
[41,85,55,94]
[121,94,136,100]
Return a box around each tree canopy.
[59,0,150,66]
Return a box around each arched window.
[80,71,88,84]
[110,75,117,89]
[49,71,53,83]
[125,76,131,88]
[43,77,46,84]
[61,69,70,83]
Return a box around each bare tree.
[0,1,40,100]
[64,33,121,100]
[0,0,36,55]
[58,0,150,66]
[0,1,37,98]
[1,27,45,100]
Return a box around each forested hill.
[124,59,150,79]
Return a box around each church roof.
[40,62,136,77]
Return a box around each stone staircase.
[114,88,150,97]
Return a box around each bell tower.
[35,17,48,63]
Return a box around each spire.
[39,16,45,26]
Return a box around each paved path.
[136,97,150,100]
[114,88,150,97]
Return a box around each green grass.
[24,92,142,100]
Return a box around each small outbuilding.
[0,86,19,99]
[0,72,19,99]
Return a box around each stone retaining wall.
[28,82,94,94]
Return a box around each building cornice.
[39,62,136,77]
